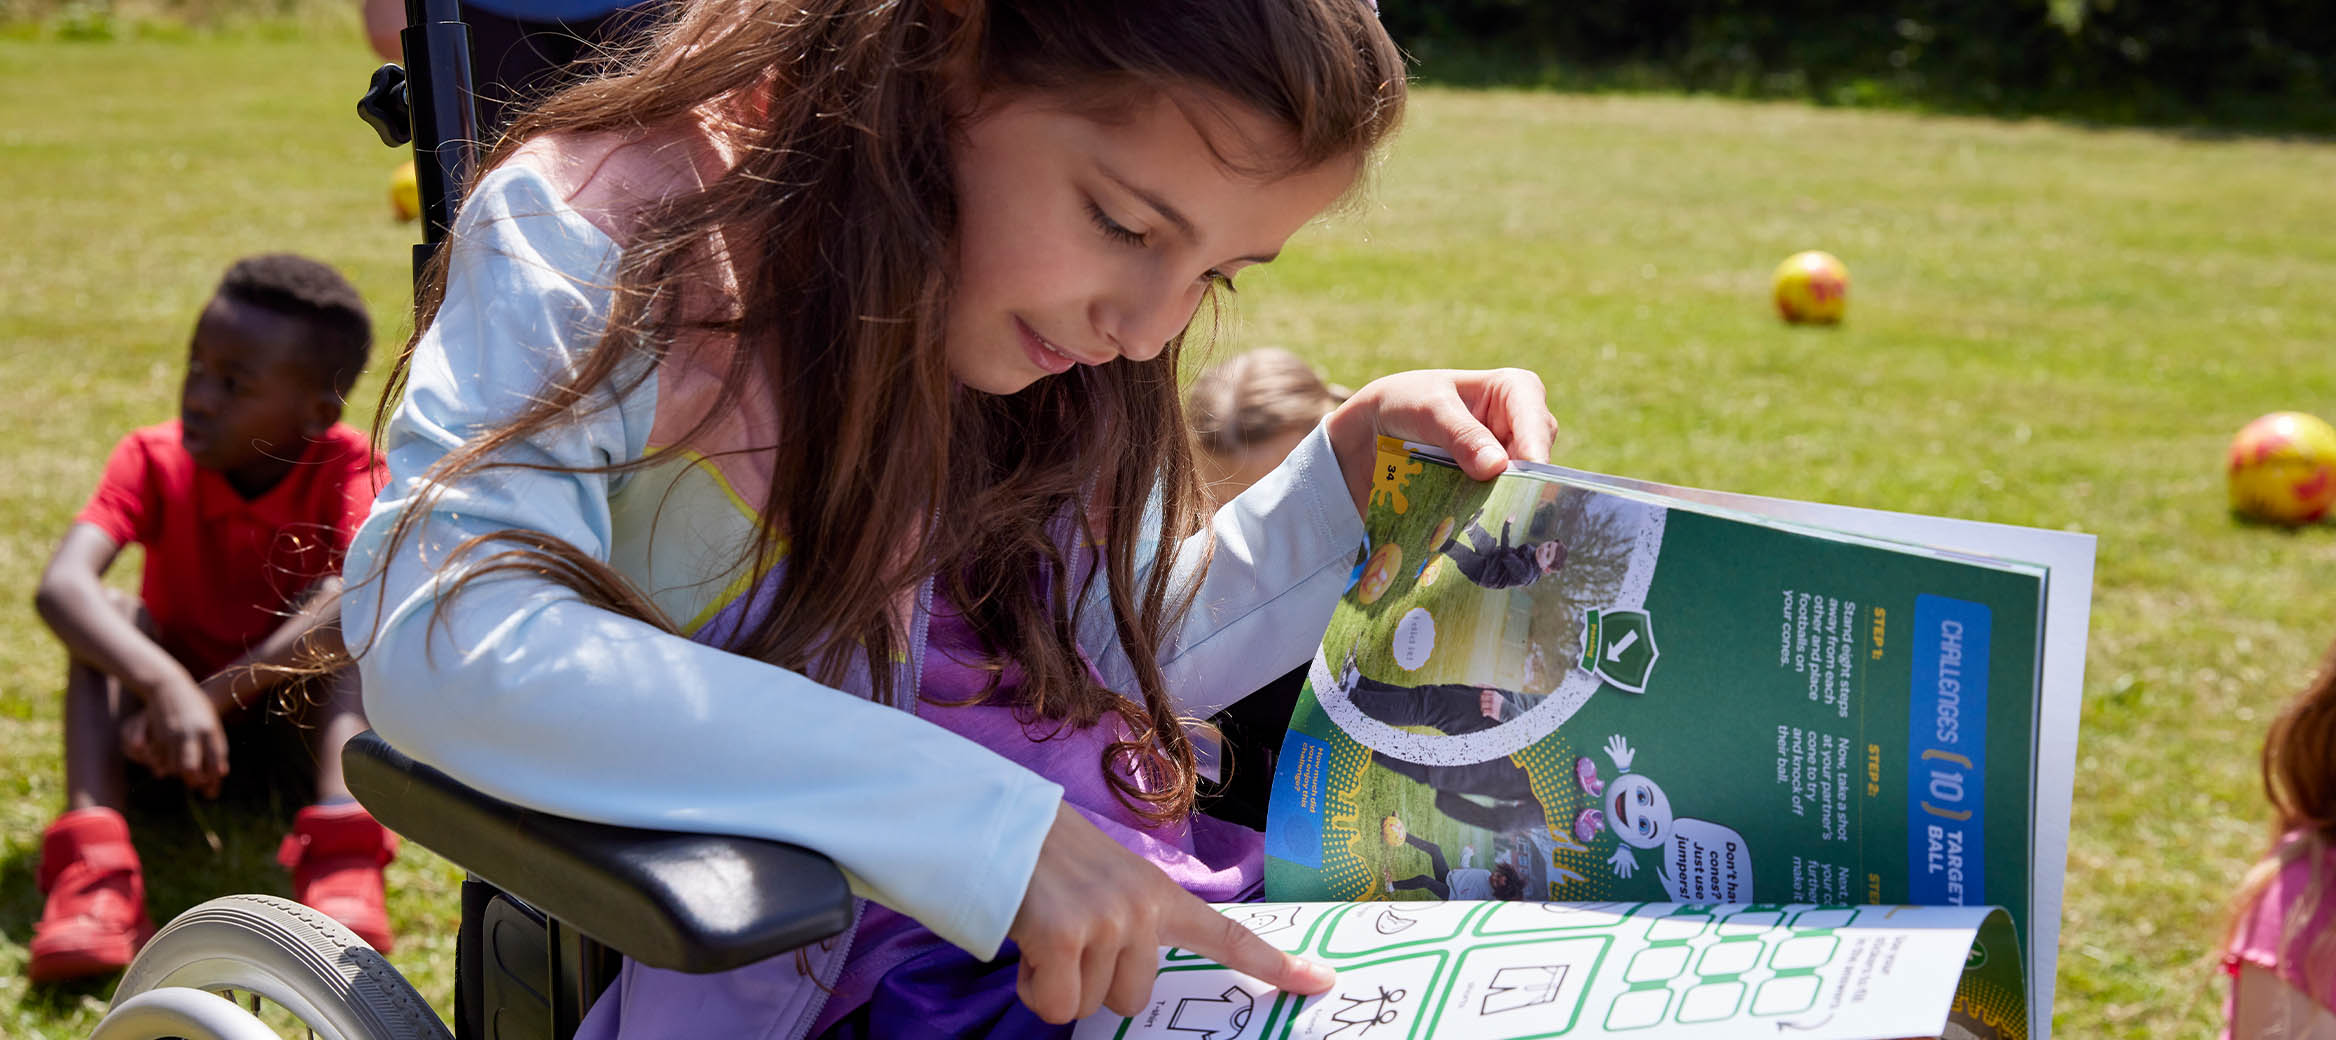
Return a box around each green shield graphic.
[1578,608,1660,693]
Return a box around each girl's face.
[946,89,1357,396]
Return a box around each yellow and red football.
[1773,250,1849,324]
[390,159,421,222]
[2229,411,2336,526]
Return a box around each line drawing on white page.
[1372,907,1420,935]
[1167,985,1256,1040]
[1481,965,1568,1015]
[1324,986,1406,1038]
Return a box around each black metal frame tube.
[398,0,478,281]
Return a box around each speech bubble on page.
[1657,819,1754,902]
[1392,607,1436,670]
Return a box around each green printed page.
[1071,901,2028,1039]
[1263,442,2045,964]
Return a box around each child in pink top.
[2224,638,2336,1038]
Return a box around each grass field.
[3,28,2334,1040]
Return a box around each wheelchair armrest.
[343,730,853,974]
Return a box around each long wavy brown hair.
[364,0,1405,823]
[2227,638,2336,993]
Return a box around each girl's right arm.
[341,165,1065,961]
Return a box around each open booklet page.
[1074,900,2028,1039]
[1257,440,2063,1032]
[1511,460,2094,1040]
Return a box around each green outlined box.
[1320,901,1487,960]
[1771,932,1839,970]
[1717,909,1784,936]
[1602,988,1672,1031]
[1676,981,1746,1023]
[1169,904,1332,962]
[1474,900,1641,938]
[1424,934,1611,1039]
[1624,943,1690,983]
[1696,937,1764,978]
[1109,962,1293,1040]
[1752,974,1823,1016]
[1274,949,1450,1040]
[1646,909,1711,943]
[1789,907,1858,931]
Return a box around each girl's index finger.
[1159,899,1337,995]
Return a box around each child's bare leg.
[62,591,149,812]
[304,667,367,802]
[62,660,129,812]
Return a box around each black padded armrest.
[343,730,853,974]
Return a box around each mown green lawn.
[3,29,2332,1040]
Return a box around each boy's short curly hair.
[215,254,372,397]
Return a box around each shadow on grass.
[125,785,305,921]
[3,756,318,999]
[2227,513,2336,537]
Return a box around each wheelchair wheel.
[94,894,450,1040]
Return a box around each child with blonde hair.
[2224,638,2336,1038]
[1189,347,1351,507]
[1185,348,1351,828]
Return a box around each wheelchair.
[87,3,855,1036]
[90,730,854,1040]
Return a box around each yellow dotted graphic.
[1949,975,2027,1040]
[1319,740,1383,900]
[1511,737,1624,899]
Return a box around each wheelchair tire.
[96,894,450,1040]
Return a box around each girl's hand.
[1008,804,1336,1023]
[1322,368,1558,516]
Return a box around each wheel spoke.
[217,978,335,1040]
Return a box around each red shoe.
[279,803,399,952]
[30,807,153,984]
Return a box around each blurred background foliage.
[5,0,2329,133]
[1378,0,2334,134]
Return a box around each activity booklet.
[1080,439,2093,1040]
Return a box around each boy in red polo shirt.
[29,255,398,983]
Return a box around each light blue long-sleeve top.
[341,159,1365,963]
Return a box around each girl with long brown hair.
[343,0,1556,1034]
[2224,640,2336,1037]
